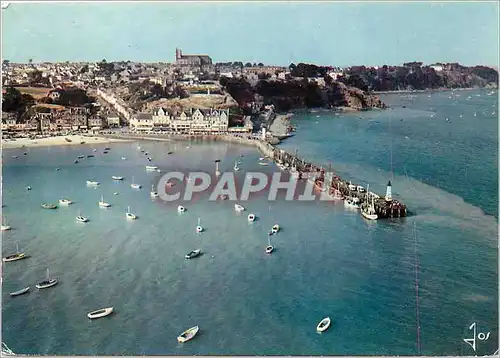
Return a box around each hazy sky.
[1,1,499,66]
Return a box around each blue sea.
[1,88,498,355]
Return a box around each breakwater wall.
[101,132,407,219]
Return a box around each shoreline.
[1,135,133,149]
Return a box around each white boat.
[271,224,280,234]
[265,235,274,254]
[258,162,268,166]
[348,182,356,191]
[234,204,245,212]
[26,185,32,190]
[196,218,203,233]
[126,205,137,220]
[3,243,26,262]
[361,194,378,220]
[146,165,158,171]
[185,249,201,259]
[178,205,186,213]
[98,194,111,208]
[344,197,360,210]
[215,160,221,177]
[356,185,365,193]
[58,198,73,206]
[86,180,99,186]
[177,326,199,343]
[131,177,141,189]
[12,155,18,159]
[248,213,256,222]
[121,157,127,160]
[36,269,58,289]
[87,307,114,319]
[1,217,11,231]
[150,184,159,198]
[76,210,89,222]
[112,176,124,180]
[316,317,331,332]
[10,287,30,297]
[234,160,240,171]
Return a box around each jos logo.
[463,322,491,352]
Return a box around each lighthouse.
[385,181,392,202]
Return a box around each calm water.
[1,89,498,355]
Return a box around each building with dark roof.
[175,48,214,74]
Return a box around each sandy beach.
[1,135,133,149]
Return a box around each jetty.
[99,132,407,219]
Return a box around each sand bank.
[2,135,133,149]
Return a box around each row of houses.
[130,107,253,134]
[96,88,132,122]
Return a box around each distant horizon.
[1,2,499,67]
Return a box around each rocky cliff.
[220,77,385,113]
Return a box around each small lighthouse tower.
[385,180,392,202]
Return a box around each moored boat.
[265,235,274,254]
[87,307,114,319]
[248,213,256,222]
[271,224,280,234]
[185,249,201,259]
[150,184,159,198]
[196,218,203,233]
[146,165,158,171]
[177,326,199,343]
[344,197,360,210]
[59,198,73,206]
[234,204,245,212]
[10,287,30,297]
[41,203,58,209]
[126,205,137,220]
[317,317,331,332]
[178,205,186,213]
[86,180,100,186]
[112,176,124,180]
[3,243,26,262]
[36,269,58,289]
[98,194,111,208]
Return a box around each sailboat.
[126,205,137,220]
[361,192,378,220]
[131,176,141,189]
[3,242,27,262]
[196,218,203,233]
[58,198,73,206]
[150,184,159,198]
[233,160,240,171]
[35,268,58,289]
[265,235,274,254]
[215,160,221,177]
[98,194,111,208]
[1,217,11,231]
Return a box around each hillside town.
[2,49,498,140]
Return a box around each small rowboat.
[234,204,245,212]
[41,203,57,209]
[146,165,158,171]
[316,317,331,332]
[271,224,280,234]
[248,214,256,222]
[87,307,114,319]
[177,325,199,343]
[59,199,73,206]
[10,287,30,297]
[112,176,124,180]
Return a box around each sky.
[1,1,499,67]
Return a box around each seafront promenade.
[101,131,407,219]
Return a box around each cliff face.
[221,78,385,112]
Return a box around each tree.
[258,63,264,67]
[245,62,252,67]
[2,87,35,116]
[3,59,10,66]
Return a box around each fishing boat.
[77,155,85,159]
[185,249,201,259]
[35,269,58,289]
[316,317,331,332]
[104,147,111,151]
[150,184,159,198]
[258,162,268,166]
[58,198,73,206]
[271,224,280,234]
[112,176,124,180]
[26,185,32,190]
[196,218,203,233]
[10,287,30,297]
[87,307,114,319]
[12,155,18,159]
[130,177,141,189]
[1,217,11,231]
[177,205,186,213]
[177,326,199,343]
[76,211,89,222]
[146,165,158,171]
[55,167,60,171]
[98,194,111,208]
[344,197,360,210]
[86,180,100,186]
[248,213,256,222]
[41,203,57,209]
[361,193,378,220]
[234,204,245,212]
[126,206,137,220]
[3,243,26,262]
[265,235,274,254]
